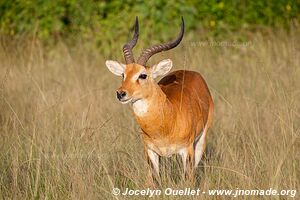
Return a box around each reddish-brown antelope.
[106,17,214,183]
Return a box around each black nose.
[116,90,127,100]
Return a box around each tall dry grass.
[0,28,299,199]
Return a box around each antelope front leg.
[144,148,160,186]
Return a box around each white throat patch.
[132,99,148,116]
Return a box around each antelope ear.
[105,60,125,76]
[151,59,173,79]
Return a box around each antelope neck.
[132,84,175,136]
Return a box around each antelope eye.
[139,74,147,79]
[121,73,124,78]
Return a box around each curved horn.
[123,17,139,64]
[137,17,184,66]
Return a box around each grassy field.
[0,27,299,199]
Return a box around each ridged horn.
[137,17,184,66]
[122,16,139,64]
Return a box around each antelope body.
[106,17,214,182]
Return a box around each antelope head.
[105,17,184,104]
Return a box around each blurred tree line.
[0,0,299,55]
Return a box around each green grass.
[0,27,299,199]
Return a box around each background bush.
[0,0,300,55]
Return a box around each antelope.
[105,17,214,183]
